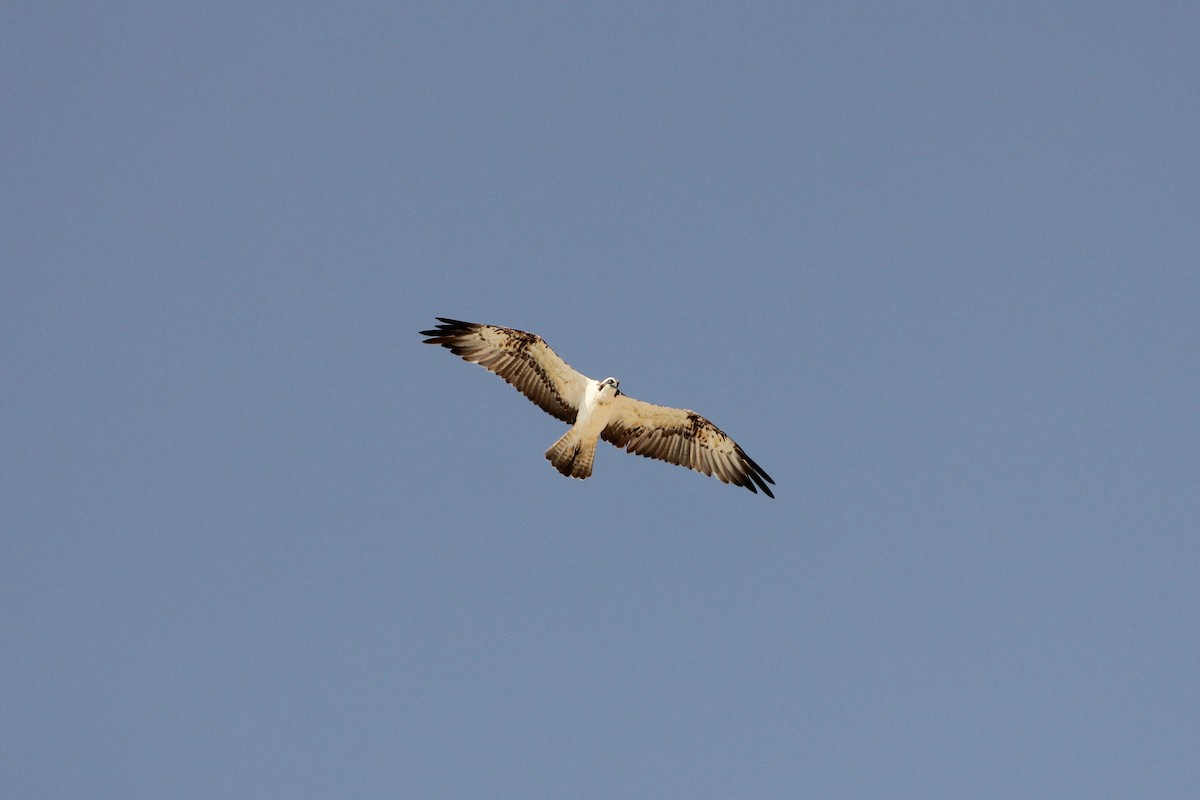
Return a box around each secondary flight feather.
[420,317,774,497]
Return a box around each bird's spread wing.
[420,318,589,423]
[601,395,775,497]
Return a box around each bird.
[420,318,774,497]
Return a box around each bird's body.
[544,377,621,479]
[420,318,774,497]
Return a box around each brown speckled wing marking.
[601,396,775,497]
[420,318,588,424]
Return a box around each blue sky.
[4,3,1198,797]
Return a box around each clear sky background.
[4,3,1198,798]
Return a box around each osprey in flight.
[421,318,774,497]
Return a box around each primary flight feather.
[420,318,775,497]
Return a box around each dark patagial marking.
[503,327,539,350]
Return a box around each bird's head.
[600,376,621,396]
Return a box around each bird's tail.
[545,429,596,479]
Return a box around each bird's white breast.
[576,381,617,436]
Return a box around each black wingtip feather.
[421,317,481,343]
[731,445,774,498]
[750,471,774,498]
